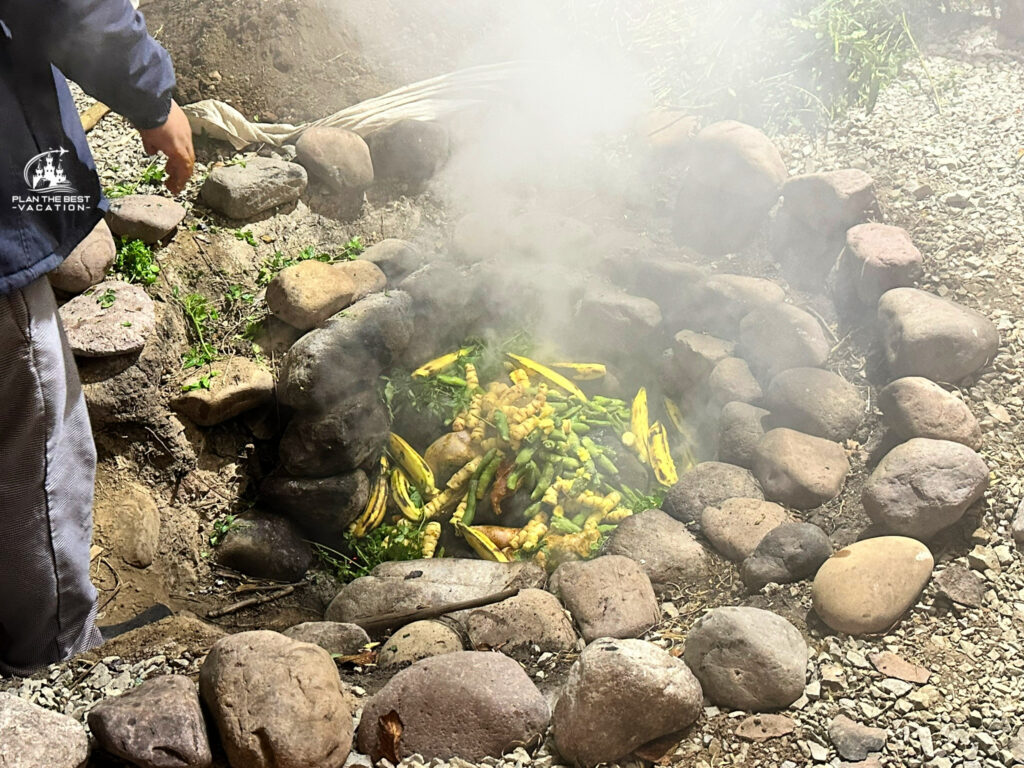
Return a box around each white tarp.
[182,61,532,150]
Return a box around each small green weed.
[255,237,366,287]
[181,370,220,392]
[176,290,219,369]
[233,229,258,248]
[114,238,160,285]
[314,520,426,583]
[208,514,238,547]
[95,288,117,310]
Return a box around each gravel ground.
[7,19,1024,768]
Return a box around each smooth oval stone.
[812,536,933,635]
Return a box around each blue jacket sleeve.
[6,0,176,129]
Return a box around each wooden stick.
[80,102,111,132]
[207,585,295,619]
[353,587,520,634]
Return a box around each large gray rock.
[215,512,313,581]
[106,194,186,244]
[549,555,660,643]
[283,621,370,656]
[0,692,89,768]
[674,121,787,255]
[717,401,770,469]
[842,223,922,305]
[60,280,156,357]
[466,588,577,655]
[740,522,833,591]
[781,169,877,233]
[200,157,307,220]
[765,367,865,441]
[356,651,550,762]
[326,559,547,626]
[571,285,662,360]
[378,620,464,669]
[50,219,116,294]
[603,509,709,594]
[701,498,792,562]
[279,388,389,477]
[829,715,887,761]
[708,356,763,406]
[554,639,703,767]
[812,536,933,635]
[690,274,786,339]
[88,676,212,768]
[614,253,707,324]
[295,126,374,198]
[399,261,482,360]
[663,461,763,524]
[199,631,352,768]
[878,376,982,449]
[360,238,425,282]
[862,438,989,539]
[752,428,849,509]
[877,288,999,382]
[280,291,413,411]
[739,303,831,378]
[683,606,807,711]
[366,119,450,186]
[267,259,385,331]
[672,329,736,382]
[261,469,369,548]
[171,355,274,426]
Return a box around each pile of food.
[344,344,698,573]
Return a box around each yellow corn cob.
[421,522,442,558]
[509,368,530,388]
[447,456,483,490]
[464,362,479,390]
[603,506,633,523]
[450,495,469,527]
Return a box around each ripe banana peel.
[411,347,471,378]
[457,523,509,562]
[350,456,389,537]
[390,468,424,522]
[388,433,439,499]
[549,362,606,381]
[507,353,588,401]
[630,387,650,464]
[648,421,678,486]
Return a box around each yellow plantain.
[548,362,606,381]
[350,458,389,537]
[507,353,588,401]
[458,523,510,562]
[663,397,685,433]
[630,387,650,464]
[648,421,679,487]
[411,347,471,378]
[388,433,439,499]
[390,468,424,522]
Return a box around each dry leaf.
[333,650,378,666]
[378,709,403,764]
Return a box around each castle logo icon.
[23,148,76,195]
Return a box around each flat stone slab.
[106,194,186,243]
[200,157,307,220]
[0,692,90,768]
[59,280,156,357]
[171,355,274,426]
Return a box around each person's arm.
[2,0,194,193]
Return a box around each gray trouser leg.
[0,276,102,676]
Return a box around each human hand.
[137,100,195,195]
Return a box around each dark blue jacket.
[0,1,175,294]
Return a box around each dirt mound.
[143,0,394,122]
